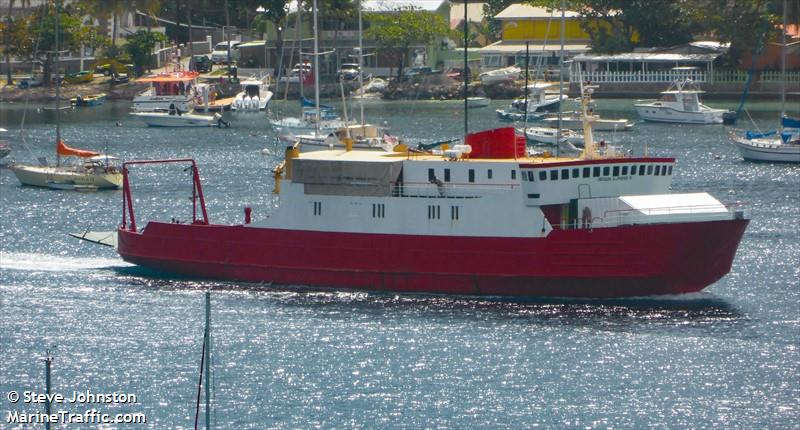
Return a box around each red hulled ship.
[104,94,748,298]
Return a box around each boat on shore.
[71,93,106,107]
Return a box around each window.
[639,165,646,176]
[487,169,493,179]
[561,169,569,180]
[511,170,517,180]
[444,169,451,182]
[427,205,440,220]
[603,166,610,176]
[450,205,460,220]
[527,193,540,198]
[313,201,322,216]
[613,166,620,176]
[372,203,385,218]
[428,168,435,182]
[647,165,653,175]
[582,167,590,178]
[550,170,558,180]
[468,169,475,183]
[539,171,547,181]
[668,165,673,175]
[572,168,580,178]
[662,165,669,176]
[622,166,628,175]
[522,172,528,182]
[593,166,601,177]
[655,165,661,176]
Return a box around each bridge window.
[561,169,569,180]
[572,168,580,178]
[444,169,451,182]
[622,166,628,175]
[668,165,673,175]
[550,170,558,180]
[468,169,475,183]
[655,165,661,176]
[613,166,620,176]
[639,165,646,176]
[593,166,600,177]
[603,166,610,176]
[527,171,535,181]
[583,167,590,178]
[662,165,669,176]
[539,171,547,181]
[647,165,654,175]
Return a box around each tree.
[365,7,449,79]
[482,0,517,40]
[3,0,17,85]
[255,0,291,78]
[320,0,357,68]
[125,29,167,75]
[79,0,132,49]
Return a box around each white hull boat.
[541,114,633,131]
[479,65,521,84]
[634,78,731,124]
[466,97,490,108]
[524,127,584,146]
[731,134,800,162]
[232,79,274,111]
[131,111,225,127]
[11,162,122,189]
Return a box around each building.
[478,4,591,72]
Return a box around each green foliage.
[689,0,782,62]
[365,7,449,76]
[483,0,517,40]
[125,30,168,75]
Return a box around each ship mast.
[55,0,61,167]
[358,0,364,129]
[312,0,321,138]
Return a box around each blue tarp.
[301,97,332,110]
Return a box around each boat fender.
[582,207,592,229]
[244,207,252,224]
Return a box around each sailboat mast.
[204,291,211,430]
[358,0,364,129]
[55,0,61,167]
[312,0,321,138]
[556,0,565,153]
[780,0,787,119]
[523,42,529,130]
[463,0,468,138]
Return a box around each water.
[1,98,798,429]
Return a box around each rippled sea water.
[1,97,798,429]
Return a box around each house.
[478,4,591,72]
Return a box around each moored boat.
[131,110,227,127]
[634,77,732,124]
[231,78,274,111]
[71,93,107,107]
[133,70,200,113]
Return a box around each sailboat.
[269,3,345,135]
[10,0,122,190]
[729,0,800,163]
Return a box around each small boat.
[131,110,228,127]
[133,69,200,112]
[634,77,732,124]
[232,78,274,112]
[479,65,521,84]
[70,93,107,107]
[466,97,490,108]
[63,70,94,84]
[540,113,634,131]
[730,116,800,163]
[11,145,123,190]
[289,124,400,151]
[497,82,567,121]
[496,109,546,122]
[524,127,584,146]
[0,127,10,160]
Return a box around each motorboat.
[634,78,732,124]
[479,65,521,84]
[131,109,227,127]
[0,127,10,160]
[232,78,274,111]
[540,112,633,131]
[466,97,491,108]
[71,93,107,107]
[288,124,400,151]
[497,82,567,121]
[133,69,200,112]
[524,127,584,146]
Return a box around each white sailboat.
[10,0,122,191]
[729,0,800,163]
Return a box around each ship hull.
[118,218,748,298]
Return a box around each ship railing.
[580,202,748,229]
[391,183,517,199]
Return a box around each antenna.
[463,0,468,138]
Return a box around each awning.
[57,140,99,158]
[479,40,590,55]
[573,53,721,63]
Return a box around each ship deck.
[297,148,581,164]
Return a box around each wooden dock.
[195,96,235,112]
